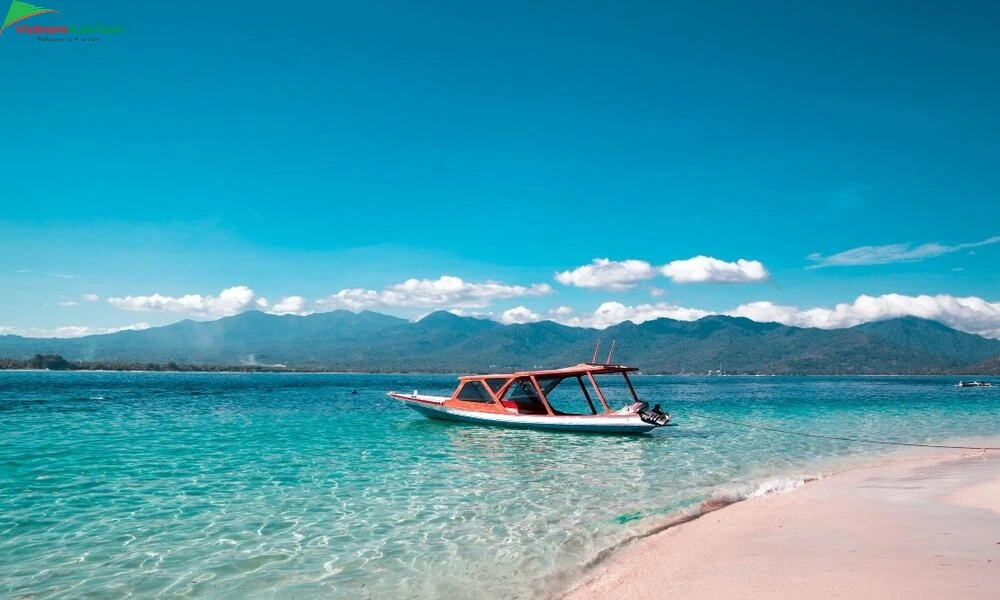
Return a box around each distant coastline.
[1,354,997,376]
[0,355,385,374]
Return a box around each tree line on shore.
[1,353,996,376]
[0,354,302,373]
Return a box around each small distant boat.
[956,380,993,387]
[389,362,671,435]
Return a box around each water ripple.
[0,372,997,598]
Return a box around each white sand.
[564,451,1000,600]
[944,476,1000,516]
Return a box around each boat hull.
[390,393,658,434]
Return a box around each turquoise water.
[1,372,998,599]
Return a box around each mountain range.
[1,311,998,374]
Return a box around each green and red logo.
[1,0,58,34]
[1,0,122,38]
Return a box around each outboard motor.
[636,401,671,427]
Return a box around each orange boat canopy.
[457,363,639,382]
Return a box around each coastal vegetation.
[0,354,298,372]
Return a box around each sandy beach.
[565,449,1000,600]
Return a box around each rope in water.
[687,412,1000,451]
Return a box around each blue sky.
[2,0,998,337]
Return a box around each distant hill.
[964,355,1000,375]
[854,317,1000,366]
[0,311,998,374]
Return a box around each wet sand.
[564,450,1000,600]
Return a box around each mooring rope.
[688,412,1000,451]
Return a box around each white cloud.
[58,300,78,307]
[555,301,713,329]
[734,293,1000,338]
[108,285,258,317]
[548,305,575,318]
[807,235,1000,268]
[317,275,552,310]
[556,256,770,288]
[318,289,381,311]
[728,294,1000,339]
[0,322,151,338]
[500,306,541,324]
[554,258,657,290]
[268,296,309,316]
[661,256,770,283]
[726,301,804,326]
[82,294,100,302]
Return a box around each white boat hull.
[389,393,658,434]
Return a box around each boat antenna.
[591,339,601,364]
[605,339,616,365]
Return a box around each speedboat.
[388,362,671,434]
[957,380,993,387]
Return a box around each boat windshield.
[532,376,591,414]
[484,377,509,394]
[500,379,548,414]
[538,372,639,414]
[591,372,638,409]
[505,379,542,403]
[497,370,641,415]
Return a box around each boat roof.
[459,363,639,381]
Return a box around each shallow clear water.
[1,372,997,598]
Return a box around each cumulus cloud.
[0,322,151,338]
[661,256,770,283]
[807,235,1000,268]
[317,276,552,310]
[58,300,78,307]
[108,285,258,317]
[268,296,309,316]
[82,294,100,302]
[318,289,380,311]
[728,294,1000,339]
[500,306,541,324]
[555,301,713,329]
[726,301,805,326]
[548,305,575,318]
[557,256,770,288]
[451,305,573,325]
[554,259,657,290]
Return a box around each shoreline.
[559,447,1000,600]
[2,368,998,377]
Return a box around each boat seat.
[500,399,548,415]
